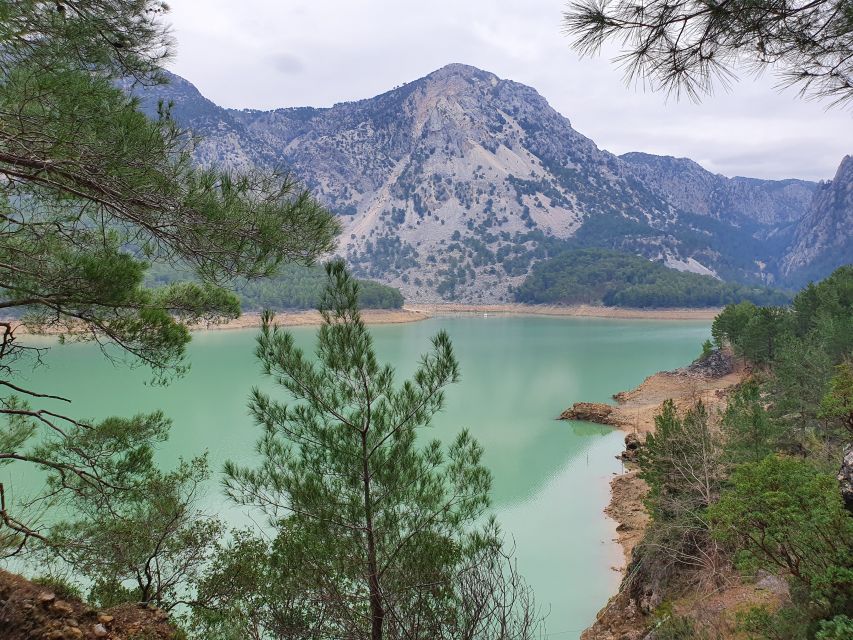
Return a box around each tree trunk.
[361,432,384,640]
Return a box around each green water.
[7,315,710,638]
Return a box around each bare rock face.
[559,402,616,425]
[840,444,853,512]
[621,152,815,226]
[782,156,853,285]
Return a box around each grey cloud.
[166,0,852,182]
[269,53,305,75]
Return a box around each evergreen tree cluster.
[633,265,853,639]
[147,263,405,310]
[514,248,789,308]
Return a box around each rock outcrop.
[558,402,616,425]
[620,432,643,463]
[782,155,853,285]
[676,348,734,379]
[621,152,815,227]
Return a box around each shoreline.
[580,355,747,639]
[5,303,719,336]
[200,303,720,331]
[192,308,429,331]
[407,303,720,321]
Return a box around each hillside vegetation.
[619,265,853,638]
[147,263,404,310]
[514,249,789,308]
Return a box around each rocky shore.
[567,350,750,640]
[561,349,741,435]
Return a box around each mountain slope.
[781,155,853,286]
[620,152,815,226]
[133,64,826,302]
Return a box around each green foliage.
[700,339,715,360]
[769,336,834,454]
[713,266,853,368]
[189,529,320,640]
[148,262,405,310]
[820,361,853,437]
[816,616,853,640]
[721,381,779,463]
[710,456,853,629]
[735,604,812,640]
[617,268,853,637]
[712,266,853,453]
[236,264,403,310]
[1,407,173,556]
[629,400,725,603]
[218,262,540,640]
[641,401,723,523]
[738,307,789,365]
[45,455,222,610]
[712,301,758,348]
[515,249,788,308]
[652,614,713,640]
[1,0,338,553]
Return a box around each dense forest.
[514,249,789,308]
[629,265,853,638]
[147,263,404,310]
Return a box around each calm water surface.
[8,315,710,638]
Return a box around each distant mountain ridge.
[619,152,815,226]
[781,156,853,285]
[130,64,849,302]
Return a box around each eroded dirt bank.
[578,351,753,640]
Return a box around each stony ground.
[0,570,178,640]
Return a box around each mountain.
[131,64,832,302]
[781,156,853,286]
[619,153,814,226]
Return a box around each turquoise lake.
[6,315,711,637]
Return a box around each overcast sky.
[166,0,852,182]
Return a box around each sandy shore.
[196,303,719,330]
[6,303,719,336]
[408,303,720,320]
[191,308,429,331]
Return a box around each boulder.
[620,432,643,462]
[755,570,789,595]
[51,601,74,615]
[559,402,616,425]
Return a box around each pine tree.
[1,1,338,552]
[224,262,540,640]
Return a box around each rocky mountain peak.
[421,62,499,84]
